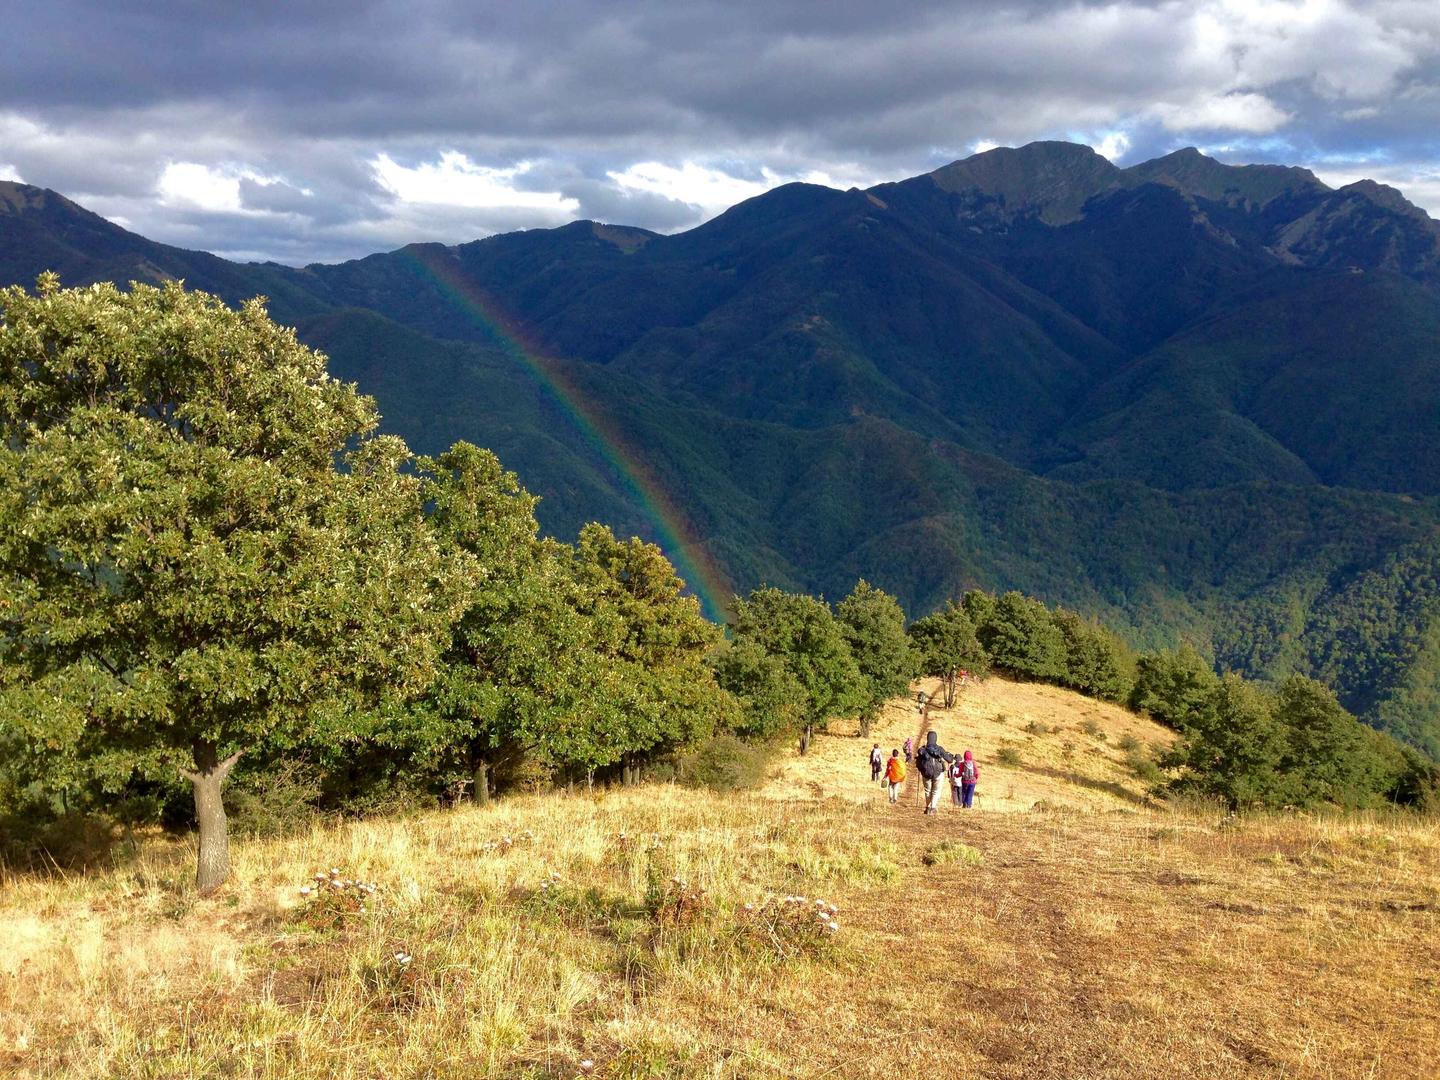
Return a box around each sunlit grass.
[2,678,1436,1079]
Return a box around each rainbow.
[394,245,733,621]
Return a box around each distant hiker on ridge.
[915,731,955,815]
[903,736,914,765]
[885,749,905,804]
[869,743,884,785]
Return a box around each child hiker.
[959,750,979,808]
[885,749,906,804]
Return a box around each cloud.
[1,1,1438,262]
[372,153,579,214]
[1152,93,1292,134]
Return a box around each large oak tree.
[0,276,472,892]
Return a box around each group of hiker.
[868,731,980,813]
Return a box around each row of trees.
[0,280,748,891]
[949,588,1438,811]
[1,280,1433,892]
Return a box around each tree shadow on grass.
[1019,764,1154,807]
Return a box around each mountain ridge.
[3,148,1440,756]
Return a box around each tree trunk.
[943,672,957,708]
[181,745,242,897]
[858,712,872,738]
[799,724,813,755]
[472,759,491,806]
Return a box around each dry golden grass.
[764,676,1174,811]
[2,677,1436,1079]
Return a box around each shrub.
[295,868,380,931]
[923,840,983,867]
[23,812,123,870]
[680,735,771,792]
[996,745,1023,767]
[733,895,840,959]
[1117,734,1141,753]
[1126,749,1164,786]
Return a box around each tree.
[1053,609,1134,702]
[1129,647,1221,730]
[567,524,732,782]
[979,592,1067,681]
[1162,675,1284,809]
[707,637,804,740]
[402,442,580,804]
[1272,674,1386,807]
[835,580,914,736]
[908,601,989,708]
[0,277,472,892]
[730,587,864,754]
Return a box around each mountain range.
[3,141,1439,757]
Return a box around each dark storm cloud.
[3,1,1439,263]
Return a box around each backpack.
[917,747,945,780]
[961,760,978,784]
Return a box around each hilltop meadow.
[3,676,1437,1080]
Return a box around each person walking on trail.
[903,736,914,765]
[915,731,955,815]
[869,743,884,785]
[949,755,965,806]
[884,750,906,804]
[958,750,980,809]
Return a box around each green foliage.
[976,592,1067,682]
[675,734,771,792]
[1161,675,1284,809]
[835,580,914,728]
[908,600,989,706]
[1129,647,1221,730]
[1272,675,1390,809]
[730,587,865,738]
[0,276,474,889]
[567,524,734,770]
[706,638,803,740]
[1053,609,1134,702]
[1160,671,1436,810]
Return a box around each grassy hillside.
[4,679,1436,1079]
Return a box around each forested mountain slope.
[3,144,1439,755]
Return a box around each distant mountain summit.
[1123,145,1326,206]
[927,141,1121,224]
[4,146,1440,757]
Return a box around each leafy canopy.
[0,275,472,809]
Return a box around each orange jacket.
[885,757,906,784]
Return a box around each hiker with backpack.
[903,736,914,765]
[915,731,955,815]
[884,749,905,804]
[957,750,979,808]
[949,755,965,806]
[869,743,884,785]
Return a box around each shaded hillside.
[1052,271,1440,494]
[3,144,1440,755]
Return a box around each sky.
[3,0,1439,265]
